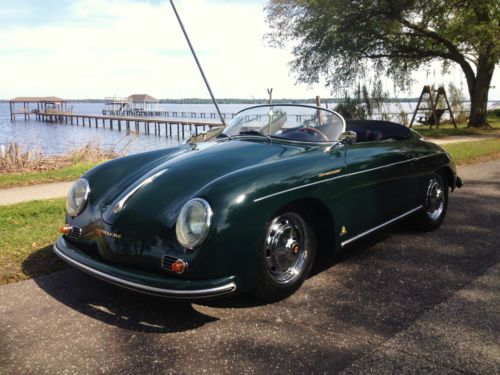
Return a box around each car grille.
[68,226,83,239]
[161,255,178,271]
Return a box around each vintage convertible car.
[54,104,462,301]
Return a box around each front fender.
[190,149,346,290]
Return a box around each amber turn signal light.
[171,260,187,274]
[59,225,71,234]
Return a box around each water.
[0,102,248,156]
[1,100,498,156]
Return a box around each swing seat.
[417,109,445,125]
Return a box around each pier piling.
[9,97,223,141]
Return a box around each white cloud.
[0,0,318,99]
[0,0,498,100]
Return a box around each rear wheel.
[414,172,448,231]
[251,211,316,301]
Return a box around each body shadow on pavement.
[32,269,218,333]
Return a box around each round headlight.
[66,178,90,217]
[176,198,212,249]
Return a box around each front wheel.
[414,172,448,231]
[251,211,316,301]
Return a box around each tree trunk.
[467,55,495,128]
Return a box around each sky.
[0,0,498,100]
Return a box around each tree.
[265,0,499,127]
[334,80,389,120]
[447,82,467,123]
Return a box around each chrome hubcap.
[426,178,444,220]
[265,213,310,284]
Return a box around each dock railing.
[36,112,224,141]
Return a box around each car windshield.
[222,105,345,143]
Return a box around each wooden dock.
[8,96,225,141]
[102,109,236,120]
[102,94,236,120]
[36,112,223,140]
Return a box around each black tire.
[414,172,448,231]
[251,210,317,302]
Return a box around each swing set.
[409,85,457,128]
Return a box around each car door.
[342,139,420,241]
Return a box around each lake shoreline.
[2,101,499,156]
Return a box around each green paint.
[56,131,459,297]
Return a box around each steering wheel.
[298,127,329,142]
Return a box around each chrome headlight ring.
[66,178,90,217]
[175,198,213,249]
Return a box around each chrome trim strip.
[229,135,337,146]
[53,243,237,299]
[253,173,346,202]
[114,169,168,214]
[253,154,440,202]
[341,205,423,247]
[233,103,345,122]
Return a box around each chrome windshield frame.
[222,104,346,144]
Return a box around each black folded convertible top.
[346,120,412,141]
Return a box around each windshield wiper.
[239,130,272,142]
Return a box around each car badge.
[96,229,122,239]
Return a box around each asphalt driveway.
[0,160,499,374]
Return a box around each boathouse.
[102,94,159,115]
[128,94,159,113]
[9,96,70,121]
[103,97,132,115]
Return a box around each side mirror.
[338,130,357,145]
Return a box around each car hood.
[99,139,307,226]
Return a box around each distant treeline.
[76,97,422,104]
[1,97,420,104]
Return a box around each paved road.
[0,161,499,374]
[0,181,72,206]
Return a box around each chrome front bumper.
[53,237,237,299]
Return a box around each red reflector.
[171,260,187,274]
[60,225,71,234]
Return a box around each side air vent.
[68,226,83,239]
[161,255,178,271]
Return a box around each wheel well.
[277,198,336,254]
[438,166,455,191]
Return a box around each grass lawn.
[0,161,100,189]
[415,116,500,138]
[442,138,500,165]
[0,198,66,285]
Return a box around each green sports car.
[54,104,462,301]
